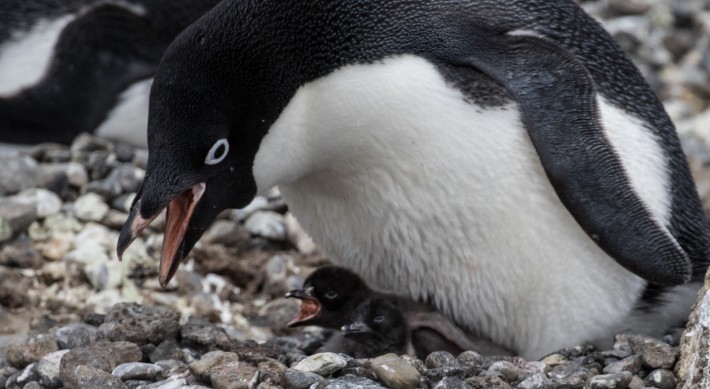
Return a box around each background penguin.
[285,266,512,357]
[0,0,220,147]
[118,0,710,359]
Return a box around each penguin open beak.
[285,288,322,327]
[117,182,206,287]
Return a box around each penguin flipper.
[449,31,691,285]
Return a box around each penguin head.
[342,298,407,346]
[285,266,371,328]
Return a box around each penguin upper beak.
[285,287,322,327]
[342,321,372,337]
[117,182,206,287]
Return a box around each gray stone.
[0,155,38,195]
[643,368,676,389]
[425,351,457,369]
[257,359,287,387]
[58,341,142,389]
[22,381,43,389]
[150,339,185,363]
[588,371,633,389]
[139,376,188,389]
[111,193,136,213]
[73,365,127,389]
[73,193,110,222]
[245,211,288,241]
[209,361,258,389]
[465,375,512,389]
[34,350,69,388]
[283,369,325,389]
[292,352,347,376]
[433,376,469,389]
[12,363,38,388]
[54,323,97,349]
[326,375,387,389]
[622,333,678,369]
[154,359,187,380]
[189,351,239,382]
[180,316,231,350]
[487,360,520,382]
[96,303,180,346]
[371,353,420,389]
[0,217,11,242]
[112,362,163,381]
[202,219,250,246]
[13,189,62,217]
[0,200,37,234]
[603,355,642,374]
[0,238,43,269]
[6,334,59,368]
[517,373,545,389]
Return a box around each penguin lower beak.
[117,182,206,288]
[285,288,322,327]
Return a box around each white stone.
[73,193,109,222]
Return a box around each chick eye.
[373,316,385,323]
[205,139,229,165]
[324,291,338,300]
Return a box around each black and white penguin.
[117,0,710,359]
[0,0,219,147]
[335,298,409,359]
[286,265,513,357]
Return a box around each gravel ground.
[2,1,710,388]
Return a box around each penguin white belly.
[254,55,650,359]
[94,78,151,148]
[0,15,74,97]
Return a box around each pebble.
[0,238,44,268]
[150,339,185,363]
[58,341,142,388]
[34,349,69,388]
[209,361,258,389]
[244,211,288,241]
[643,368,677,389]
[6,334,59,368]
[189,351,239,382]
[292,352,347,376]
[622,332,678,369]
[74,364,128,389]
[96,303,181,346]
[0,217,10,242]
[73,193,110,222]
[602,355,642,374]
[12,188,62,217]
[371,353,421,389]
[588,371,633,389]
[283,368,325,389]
[180,316,231,350]
[487,360,520,382]
[0,199,37,234]
[111,362,164,381]
[425,351,457,369]
[0,155,38,195]
[326,375,388,389]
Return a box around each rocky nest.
[2,0,710,389]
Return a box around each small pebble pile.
[1,0,710,388]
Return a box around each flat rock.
[588,371,633,389]
[6,334,59,368]
[292,352,347,376]
[189,351,239,382]
[210,361,258,389]
[34,349,69,388]
[371,353,421,389]
[283,368,325,389]
[96,303,180,346]
[112,362,163,381]
[73,365,127,389]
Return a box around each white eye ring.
[205,138,229,165]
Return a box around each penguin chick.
[337,298,409,359]
[286,266,512,357]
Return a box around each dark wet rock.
[210,361,258,389]
[72,364,127,389]
[34,349,69,388]
[180,316,231,350]
[54,323,96,349]
[149,339,185,363]
[96,303,180,346]
[111,362,163,381]
[643,368,676,389]
[6,334,59,368]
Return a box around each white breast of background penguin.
[254,54,672,359]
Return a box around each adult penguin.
[0,0,219,147]
[118,0,710,359]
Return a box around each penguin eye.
[205,138,229,165]
[324,291,338,300]
[373,316,385,323]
